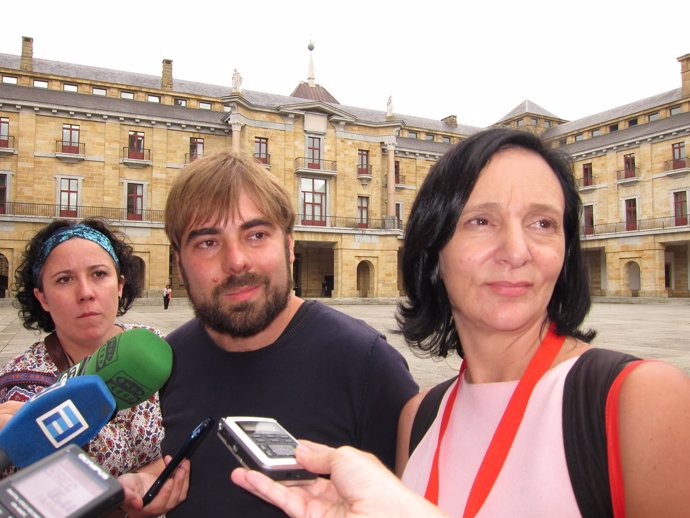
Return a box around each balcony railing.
[664,158,689,176]
[55,141,86,155]
[581,214,690,236]
[294,157,337,174]
[0,135,16,153]
[616,167,640,182]
[0,201,164,222]
[577,176,596,189]
[296,214,401,230]
[254,153,271,166]
[185,152,203,164]
[121,147,152,166]
[357,164,372,176]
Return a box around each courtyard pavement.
[0,298,688,389]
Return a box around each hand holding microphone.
[0,328,173,470]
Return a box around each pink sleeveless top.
[402,357,582,518]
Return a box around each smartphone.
[0,444,123,518]
[142,416,214,506]
[218,416,316,485]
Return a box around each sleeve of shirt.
[358,335,419,471]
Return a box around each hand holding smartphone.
[218,416,317,485]
[142,416,214,506]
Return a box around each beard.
[180,258,292,339]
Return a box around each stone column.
[231,121,243,153]
[386,142,396,218]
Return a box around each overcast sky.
[2,0,687,128]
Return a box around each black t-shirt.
[160,300,419,517]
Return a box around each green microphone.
[56,328,173,410]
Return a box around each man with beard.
[157,151,419,517]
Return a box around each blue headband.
[32,224,120,284]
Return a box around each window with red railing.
[59,178,78,217]
[674,191,687,226]
[672,142,686,170]
[357,196,369,228]
[254,137,269,164]
[0,174,6,214]
[190,137,204,161]
[300,177,326,226]
[624,154,636,178]
[625,199,637,231]
[357,150,369,176]
[61,124,80,154]
[128,131,145,159]
[127,183,144,221]
[582,163,593,187]
[0,117,8,147]
[583,205,594,235]
[307,137,321,169]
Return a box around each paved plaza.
[0,298,688,389]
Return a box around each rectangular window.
[174,98,187,107]
[408,131,418,138]
[128,131,145,159]
[516,119,525,127]
[624,154,636,178]
[674,191,687,226]
[120,91,134,100]
[254,137,269,164]
[59,178,79,217]
[670,105,682,116]
[442,136,451,144]
[92,87,107,96]
[425,134,434,141]
[190,137,204,161]
[357,150,370,175]
[300,177,327,226]
[0,173,7,214]
[307,136,321,169]
[357,196,369,228]
[591,128,601,137]
[394,161,400,184]
[648,112,659,122]
[33,79,48,88]
[609,123,619,132]
[199,101,211,110]
[2,76,17,84]
[63,83,78,93]
[625,199,637,231]
[61,124,80,154]
[544,120,552,128]
[127,183,144,220]
[628,118,638,127]
[575,133,584,142]
[582,163,593,187]
[147,94,161,103]
[395,202,403,227]
[0,117,9,147]
[672,142,686,169]
[583,205,594,235]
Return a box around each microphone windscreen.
[82,328,173,410]
[0,376,116,468]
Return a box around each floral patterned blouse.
[0,323,164,478]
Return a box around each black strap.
[409,376,457,456]
[562,348,639,518]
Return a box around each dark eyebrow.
[185,227,219,245]
[240,218,275,232]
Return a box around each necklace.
[424,324,565,518]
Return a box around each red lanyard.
[424,325,565,518]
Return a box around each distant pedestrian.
[163,285,172,310]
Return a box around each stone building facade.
[0,36,688,299]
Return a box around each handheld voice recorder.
[218,416,316,485]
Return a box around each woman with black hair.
[231,128,690,518]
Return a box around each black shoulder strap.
[562,348,640,518]
[409,376,457,456]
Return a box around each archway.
[356,261,373,298]
[625,261,641,297]
[131,256,146,296]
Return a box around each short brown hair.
[165,151,295,251]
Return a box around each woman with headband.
[0,218,187,515]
